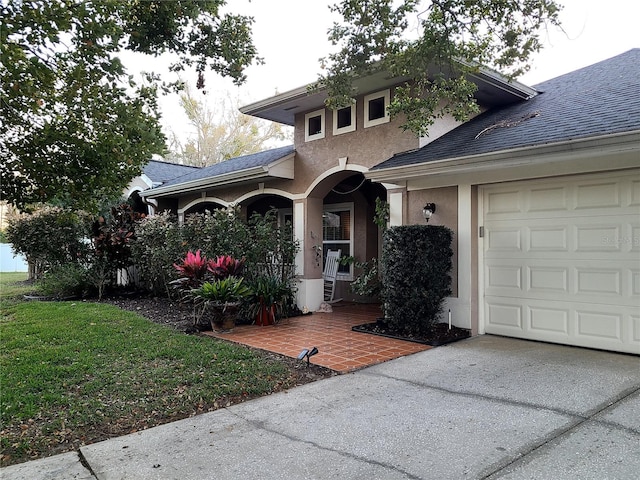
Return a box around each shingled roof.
[159,145,295,188]
[372,49,640,171]
[142,160,198,185]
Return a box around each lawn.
[0,274,311,466]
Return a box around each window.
[364,89,390,128]
[323,203,353,280]
[333,105,356,135]
[305,109,325,142]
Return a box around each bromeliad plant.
[193,276,252,332]
[208,255,245,280]
[172,252,249,329]
[173,250,209,287]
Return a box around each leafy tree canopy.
[1,0,259,211]
[318,0,563,136]
[167,84,289,167]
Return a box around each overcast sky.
[123,0,640,145]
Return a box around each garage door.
[482,170,640,354]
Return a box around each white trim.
[294,202,305,276]
[477,189,486,334]
[366,131,640,185]
[303,164,369,198]
[178,196,229,216]
[323,202,354,281]
[305,109,326,142]
[235,187,297,205]
[364,89,390,128]
[139,153,295,198]
[389,192,403,226]
[333,104,356,135]
[456,184,472,330]
[123,185,144,199]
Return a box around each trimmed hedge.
[381,225,453,335]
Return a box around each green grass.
[0,299,300,466]
[0,272,32,299]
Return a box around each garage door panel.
[486,298,638,352]
[483,170,640,354]
[486,302,522,329]
[530,306,569,335]
[575,181,621,209]
[576,310,622,341]
[529,185,569,211]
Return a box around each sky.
[123,0,640,146]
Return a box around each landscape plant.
[381,225,453,335]
[5,206,92,280]
[130,211,184,298]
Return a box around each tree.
[318,0,563,137]
[1,0,260,211]
[168,85,290,167]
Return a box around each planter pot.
[255,302,276,326]
[210,302,240,332]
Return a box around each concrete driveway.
[2,335,639,479]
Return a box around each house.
[134,49,640,354]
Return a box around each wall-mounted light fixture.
[423,203,436,223]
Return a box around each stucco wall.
[405,186,459,298]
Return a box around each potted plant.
[246,275,293,326]
[193,276,251,332]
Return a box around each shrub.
[38,263,91,299]
[130,212,184,298]
[5,206,92,279]
[381,225,453,335]
[244,209,298,283]
[181,206,252,260]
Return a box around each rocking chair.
[323,249,342,303]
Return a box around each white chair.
[323,249,342,303]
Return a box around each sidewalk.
[2,335,639,479]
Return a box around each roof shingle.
[372,49,640,170]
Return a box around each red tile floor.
[205,302,430,373]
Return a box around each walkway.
[205,302,430,373]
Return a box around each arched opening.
[244,194,294,227]
[183,201,225,217]
[128,190,147,215]
[305,171,387,303]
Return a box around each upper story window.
[364,89,390,128]
[305,109,325,142]
[333,104,356,135]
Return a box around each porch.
[205,302,430,373]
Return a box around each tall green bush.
[130,211,184,298]
[381,225,453,335]
[5,206,92,279]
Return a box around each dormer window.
[305,109,325,142]
[364,89,390,128]
[333,105,356,135]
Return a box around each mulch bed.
[353,319,471,346]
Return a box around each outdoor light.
[423,203,436,222]
[297,346,319,366]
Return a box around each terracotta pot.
[255,302,276,326]
[210,302,240,332]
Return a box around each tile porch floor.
[205,302,430,373]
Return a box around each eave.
[365,131,640,188]
[139,153,295,199]
[240,66,536,126]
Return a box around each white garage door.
[482,170,640,354]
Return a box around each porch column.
[293,197,325,311]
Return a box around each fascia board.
[139,155,295,198]
[365,131,640,184]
